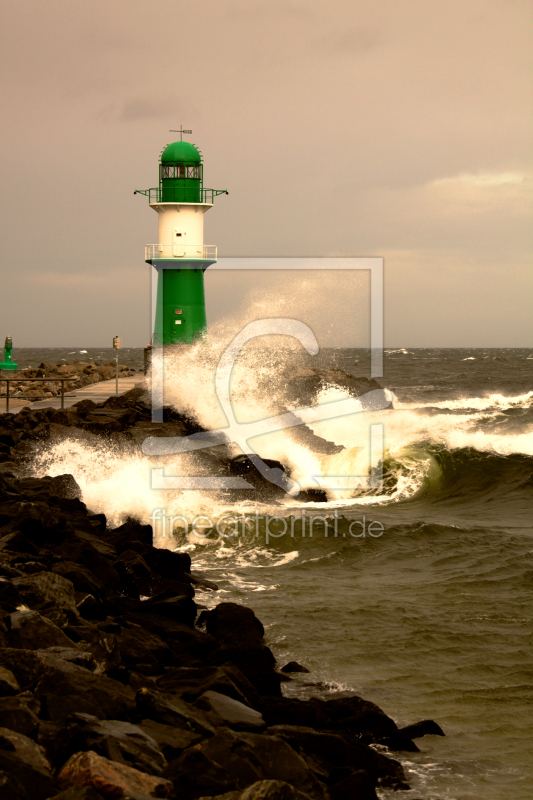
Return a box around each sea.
[19,346,533,800]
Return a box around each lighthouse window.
[186,165,201,178]
[161,165,185,179]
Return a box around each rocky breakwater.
[0,361,138,403]
[0,469,445,800]
[0,378,444,799]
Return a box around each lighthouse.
[135,134,227,346]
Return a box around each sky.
[0,0,531,348]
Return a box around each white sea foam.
[31,379,533,533]
[393,390,533,412]
[29,310,533,528]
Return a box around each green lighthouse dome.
[159,140,203,202]
[161,141,202,164]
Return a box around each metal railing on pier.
[0,377,73,413]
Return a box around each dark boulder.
[86,513,106,532]
[137,718,205,761]
[63,530,116,558]
[136,594,196,627]
[0,693,40,737]
[163,745,238,800]
[0,574,23,607]
[16,474,82,501]
[280,662,309,674]
[55,541,121,594]
[12,572,78,625]
[0,726,59,799]
[323,695,399,738]
[103,386,148,408]
[205,603,264,650]
[63,621,121,675]
[49,410,82,427]
[114,621,171,673]
[142,546,192,580]
[190,571,219,591]
[0,648,136,722]
[0,532,39,557]
[135,687,216,738]
[0,667,20,696]
[113,562,140,600]
[399,718,445,739]
[123,613,218,665]
[52,561,104,597]
[376,730,420,752]
[57,749,173,798]
[115,549,153,579]
[204,603,281,697]
[71,398,98,417]
[105,519,153,554]
[8,610,76,651]
[156,665,263,710]
[82,408,139,433]
[264,724,405,788]
[135,573,195,601]
[207,645,281,698]
[0,501,68,547]
[54,712,167,775]
[297,489,328,503]
[329,770,378,800]
[195,690,266,732]
[265,725,356,781]
[229,455,291,500]
[36,647,95,671]
[262,699,331,730]
[166,730,327,800]
[35,666,137,723]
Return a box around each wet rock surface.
[0,383,439,799]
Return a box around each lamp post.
[113,336,121,394]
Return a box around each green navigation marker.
[0,337,18,370]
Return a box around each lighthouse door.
[173,228,186,257]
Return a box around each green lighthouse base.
[151,259,214,346]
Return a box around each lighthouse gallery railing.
[145,244,217,262]
[135,188,227,204]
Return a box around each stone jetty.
[0,377,443,800]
